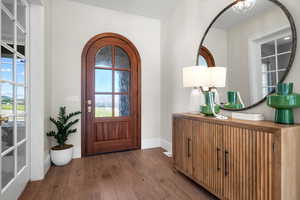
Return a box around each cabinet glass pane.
[95,46,112,68]
[95,69,112,93]
[17,116,25,142]
[17,142,26,172]
[115,95,130,117]
[115,47,130,69]
[1,46,13,81]
[261,41,275,57]
[95,95,112,117]
[262,56,276,71]
[16,57,25,84]
[17,28,26,55]
[277,36,292,54]
[115,71,130,93]
[278,53,291,70]
[1,150,14,189]
[16,86,25,114]
[1,116,14,152]
[1,11,14,48]
[2,0,14,15]
[1,83,14,115]
[17,0,26,28]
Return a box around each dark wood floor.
[19,148,217,200]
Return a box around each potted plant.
[47,106,81,166]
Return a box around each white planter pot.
[50,145,73,166]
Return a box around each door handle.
[217,148,221,171]
[87,100,92,105]
[0,115,9,125]
[87,106,92,113]
[187,138,192,158]
[224,150,229,176]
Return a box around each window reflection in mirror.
[201,0,295,109]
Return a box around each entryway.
[81,33,141,156]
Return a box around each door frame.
[81,33,141,157]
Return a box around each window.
[95,46,131,118]
[1,0,28,191]
[261,35,292,96]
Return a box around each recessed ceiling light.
[284,36,291,40]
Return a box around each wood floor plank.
[19,148,216,200]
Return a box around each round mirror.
[198,0,297,111]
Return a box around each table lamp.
[182,66,227,119]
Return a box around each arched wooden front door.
[81,33,141,156]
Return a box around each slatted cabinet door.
[222,126,274,200]
[192,121,223,197]
[173,118,193,176]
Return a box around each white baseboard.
[44,154,51,176]
[142,138,161,149]
[160,139,172,153]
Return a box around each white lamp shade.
[182,66,227,88]
[182,66,210,87]
[208,67,227,88]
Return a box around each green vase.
[223,91,244,109]
[201,91,220,116]
[267,83,300,124]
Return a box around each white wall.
[29,3,49,180]
[46,0,161,158]
[161,0,300,146]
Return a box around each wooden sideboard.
[172,113,300,200]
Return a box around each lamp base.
[201,105,220,116]
[223,103,244,109]
[275,109,294,124]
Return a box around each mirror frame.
[197,0,297,111]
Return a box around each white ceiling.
[213,0,278,30]
[71,0,179,19]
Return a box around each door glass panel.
[2,0,14,15]
[95,69,112,92]
[115,47,130,68]
[17,116,25,142]
[261,41,275,57]
[198,55,208,67]
[95,95,112,117]
[115,95,130,117]
[17,28,26,55]
[1,11,14,48]
[1,150,15,189]
[16,57,25,84]
[17,0,26,28]
[1,83,14,115]
[1,116,14,152]
[95,46,112,68]
[115,71,130,93]
[1,46,13,81]
[17,142,26,172]
[16,86,25,114]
